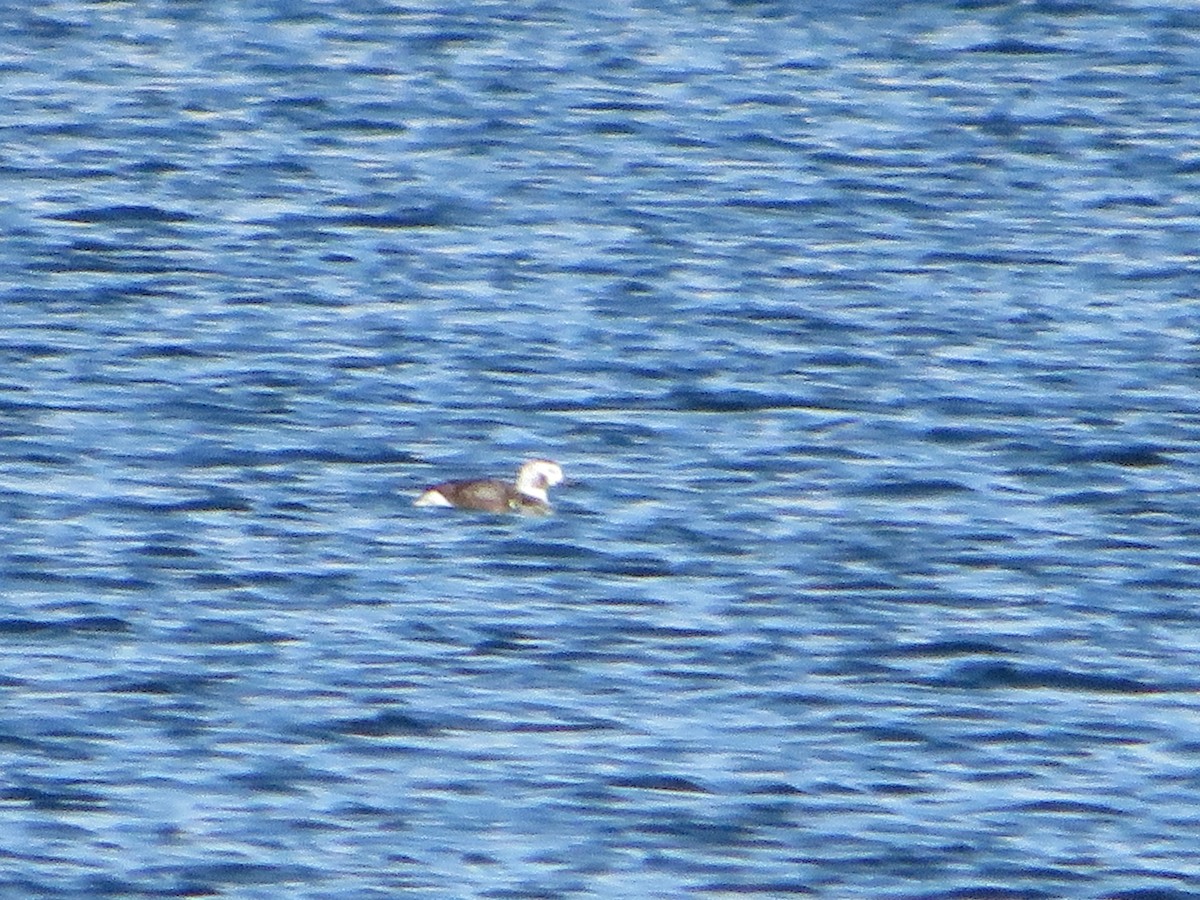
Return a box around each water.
[2,1,1199,897]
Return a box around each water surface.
[2,2,1199,898]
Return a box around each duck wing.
[427,478,517,512]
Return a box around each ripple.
[940,662,1173,695]
[0,616,131,637]
[46,204,198,224]
[609,775,710,794]
[850,478,973,499]
[2,2,1199,897]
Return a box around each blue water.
[2,1,1199,897]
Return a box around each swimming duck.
[414,459,564,514]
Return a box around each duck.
[414,459,564,514]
